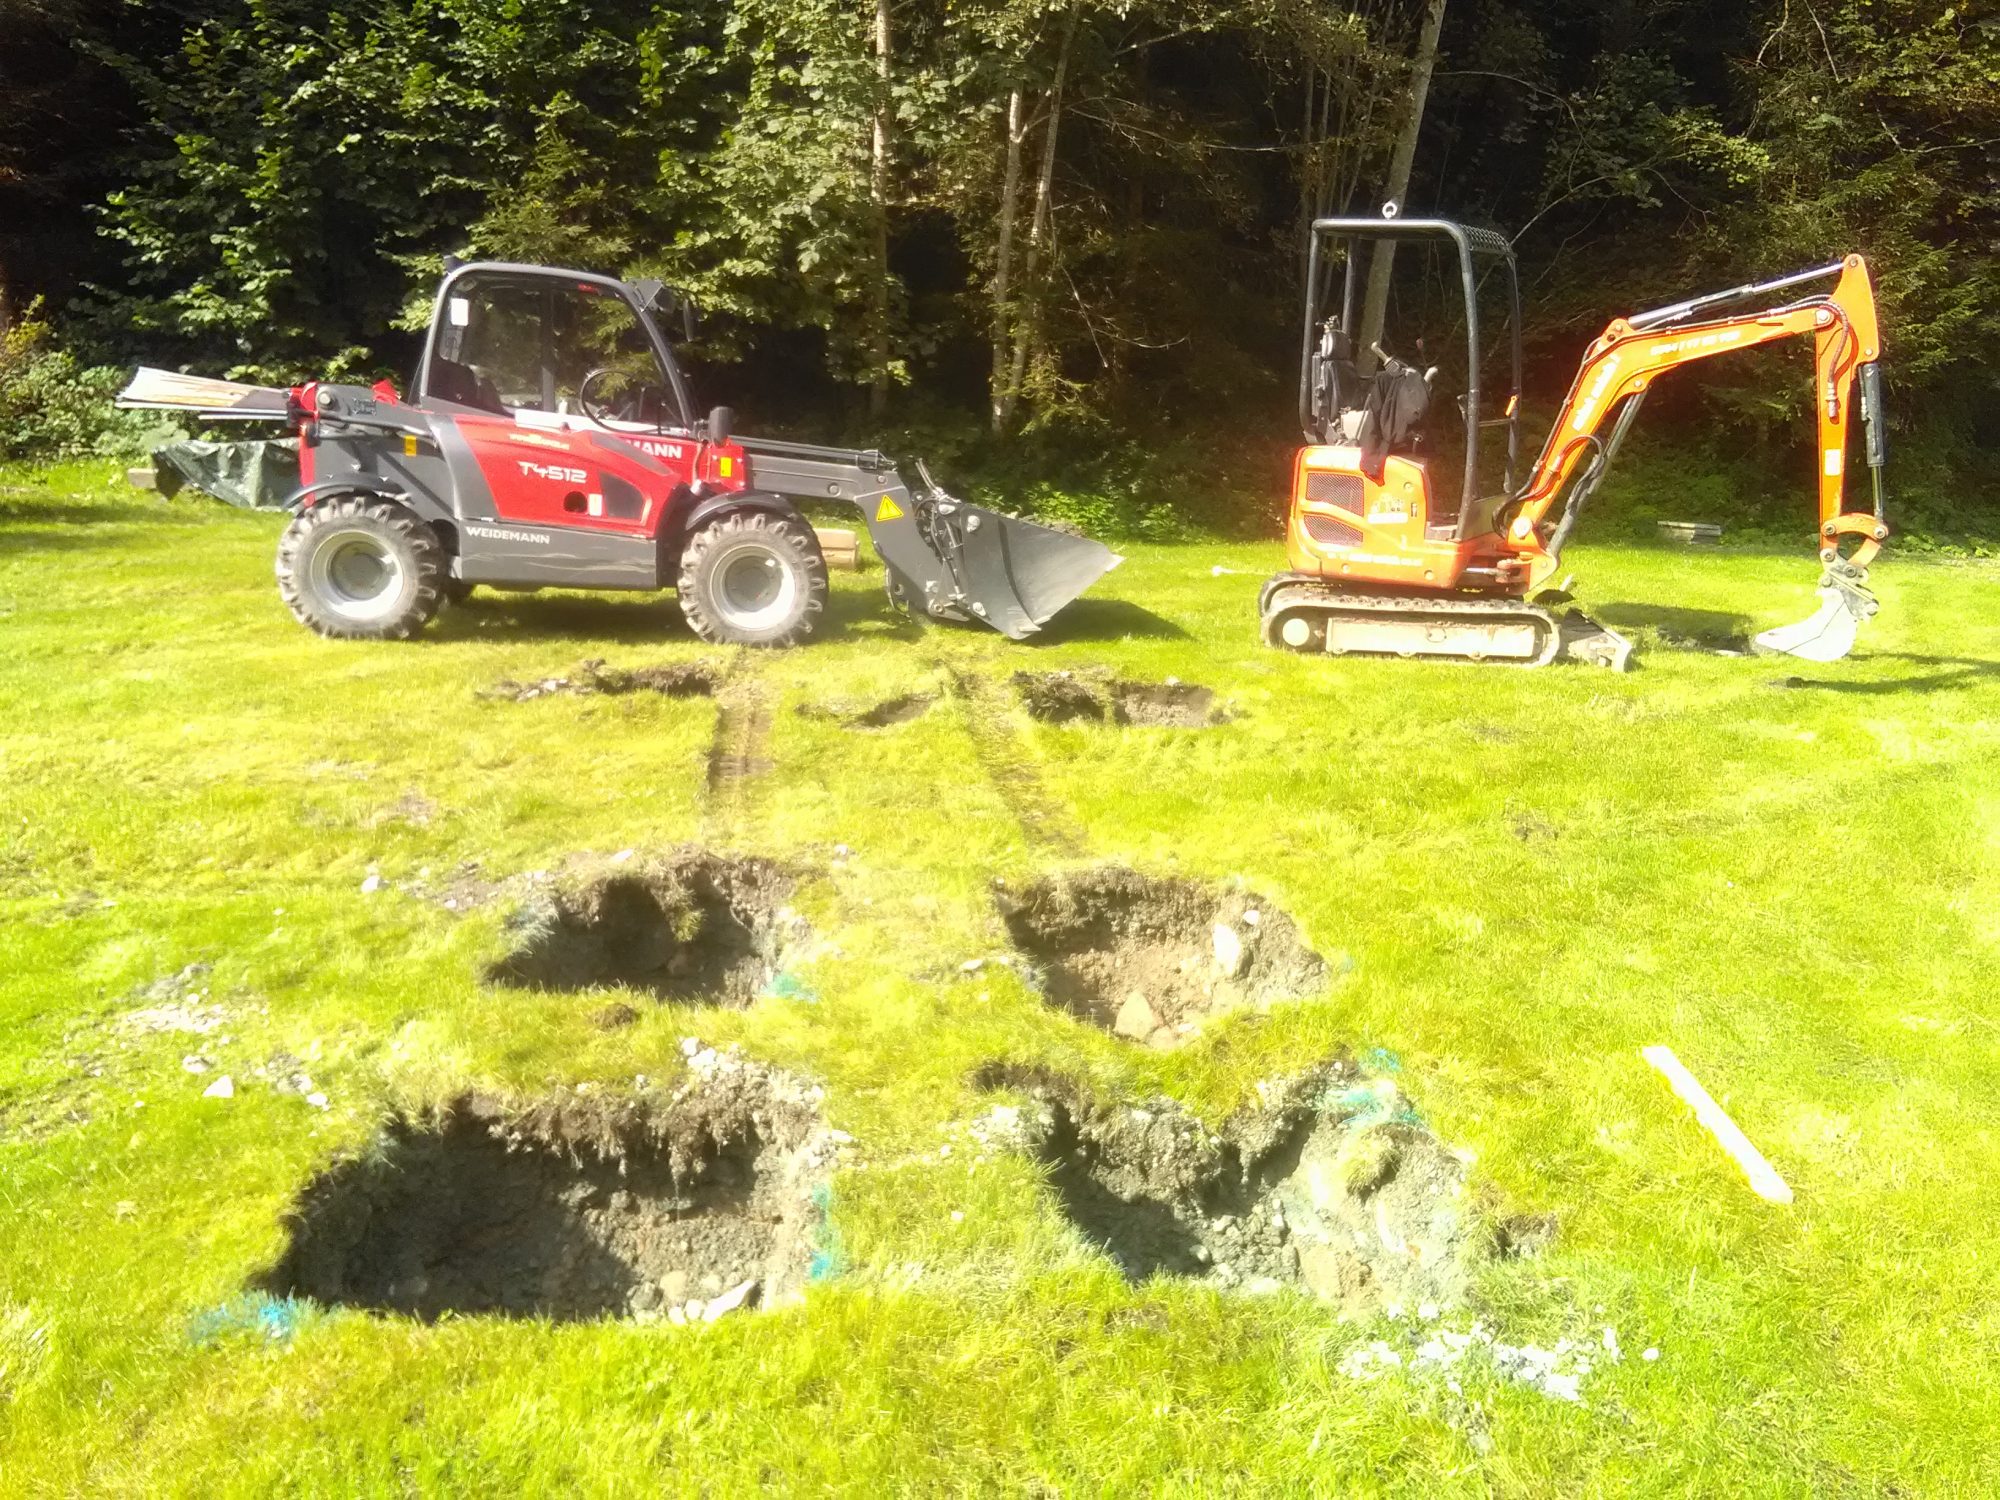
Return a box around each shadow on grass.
[1770,653,2000,696]
[1593,601,1755,651]
[429,592,691,647]
[0,495,219,556]
[1018,596,1190,644]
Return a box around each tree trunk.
[867,0,894,418]
[999,9,1077,433]
[1358,0,1446,374]
[989,87,1027,435]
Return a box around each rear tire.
[676,510,828,647]
[276,494,444,640]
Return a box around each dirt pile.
[262,1051,834,1323]
[1012,670,1225,727]
[995,866,1326,1047]
[486,850,803,1006]
[799,692,936,730]
[976,1063,1537,1314]
[482,658,721,703]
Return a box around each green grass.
[4,460,1999,1494]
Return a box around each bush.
[0,304,165,462]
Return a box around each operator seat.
[426,357,507,414]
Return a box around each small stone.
[113,1200,137,1220]
[1643,1347,1660,1362]
[1418,1301,1440,1321]
[667,1305,687,1326]
[359,874,384,894]
[959,958,986,973]
[702,1279,757,1322]
[1212,923,1245,977]
[1242,909,1260,926]
[181,1055,210,1075]
[305,1092,329,1110]
[950,1210,965,1223]
[1113,992,1159,1041]
[611,848,635,863]
[683,1298,706,1320]
[202,1075,234,1099]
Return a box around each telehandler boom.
[1261,215,1890,667]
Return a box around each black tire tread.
[676,510,828,647]
[275,493,445,641]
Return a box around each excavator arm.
[1509,255,1890,659]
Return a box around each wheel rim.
[310,529,405,622]
[710,541,799,632]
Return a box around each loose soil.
[976,1063,1539,1314]
[482,658,722,703]
[1012,670,1225,728]
[262,1055,834,1323]
[485,850,802,1007]
[995,866,1327,1047]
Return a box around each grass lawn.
[3,461,1998,1495]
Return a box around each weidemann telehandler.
[121,260,1120,646]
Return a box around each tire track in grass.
[942,663,1085,856]
[703,654,775,840]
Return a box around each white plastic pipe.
[1641,1045,1794,1205]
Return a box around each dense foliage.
[1,0,1992,518]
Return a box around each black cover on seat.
[1357,365,1432,480]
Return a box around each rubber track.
[1262,582,1561,667]
[942,664,1085,856]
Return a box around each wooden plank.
[814,527,861,571]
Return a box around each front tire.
[276,494,445,640]
[676,510,828,646]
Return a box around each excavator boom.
[1510,254,1889,659]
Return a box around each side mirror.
[706,405,734,447]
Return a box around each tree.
[1357,0,1446,372]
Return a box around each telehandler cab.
[121,261,1119,646]
[1261,213,1890,667]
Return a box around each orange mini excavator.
[1259,213,1890,667]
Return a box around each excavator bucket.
[949,504,1123,639]
[1752,579,1876,663]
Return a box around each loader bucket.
[950,505,1123,640]
[1752,578,1876,663]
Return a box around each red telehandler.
[1260,214,1890,667]
[121,261,1119,646]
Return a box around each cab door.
[420,270,695,585]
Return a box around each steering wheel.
[576,366,626,428]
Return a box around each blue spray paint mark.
[807,1181,847,1282]
[764,972,820,1005]
[188,1294,307,1348]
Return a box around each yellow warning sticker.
[875,494,904,522]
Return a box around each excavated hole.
[486,851,802,1007]
[261,1072,831,1323]
[1012,671,1225,728]
[976,1063,1542,1314]
[482,658,722,703]
[996,866,1327,1047]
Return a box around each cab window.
[426,274,681,428]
